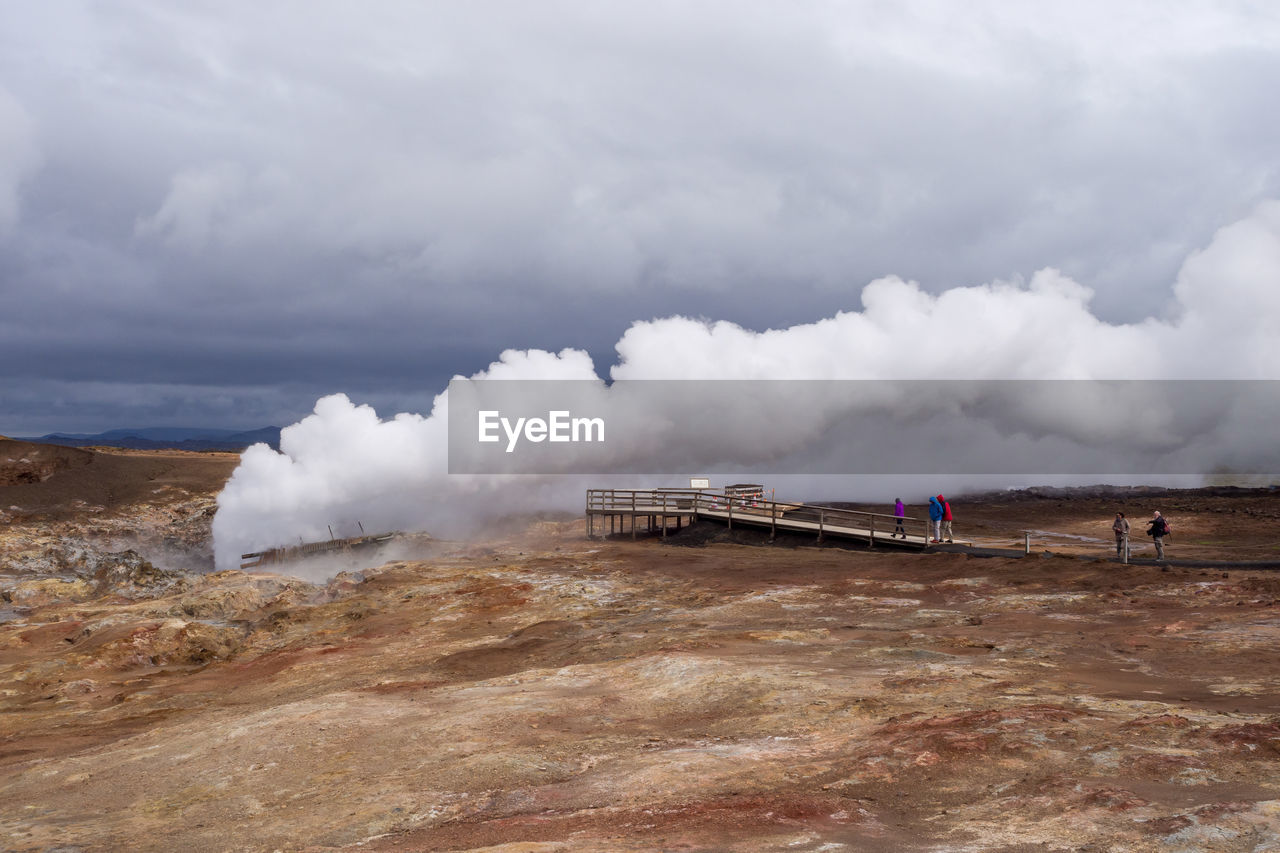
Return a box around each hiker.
[1146,511,1170,560]
[928,495,944,543]
[893,498,906,538]
[1112,512,1130,557]
[939,495,954,543]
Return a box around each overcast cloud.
[3,1,1280,434]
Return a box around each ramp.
[585,488,938,549]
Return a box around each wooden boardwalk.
[240,531,398,569]
[585,488,950,549]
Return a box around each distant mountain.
[96,427,248,441]
[17,427,282,452]
[219,427,282,448]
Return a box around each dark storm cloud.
[2,1,1279,431]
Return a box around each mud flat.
[2,445,1279,851]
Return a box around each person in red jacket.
[938,495,954,543]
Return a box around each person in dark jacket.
[1146,511,1169,560]
[893,498,906,538]
[928,495,943,543]
[939,495,954,543]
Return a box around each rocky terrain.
[2,439,1279,851]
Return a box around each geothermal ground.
[2,440,1280,851]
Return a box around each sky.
[3,1,1280,435]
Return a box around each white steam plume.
[213,202,1280,570]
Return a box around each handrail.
[585,488,922,523]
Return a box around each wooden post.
[662,494,668,539]
[868,516,875,549]
[1024,532,1031,555]
[728,496,733,530]
[1121,533,1129,564]
[770,499,777,542]
[632,492,637,540]
[818,509,825,544]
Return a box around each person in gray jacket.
[1112,512,1130,557]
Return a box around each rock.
[1206,721,1280,755]
[175,586,267,620]
[92,618,245,668]
[92,550,190,598]
[59,679,97,697]
[7,577,96,606]
[1123,714,1192,729]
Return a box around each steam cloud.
[212,202,1280,570]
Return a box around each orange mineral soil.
[2,439,1279,851]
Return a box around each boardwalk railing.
[585,488,930,548]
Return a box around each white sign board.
[690,477,711,489]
